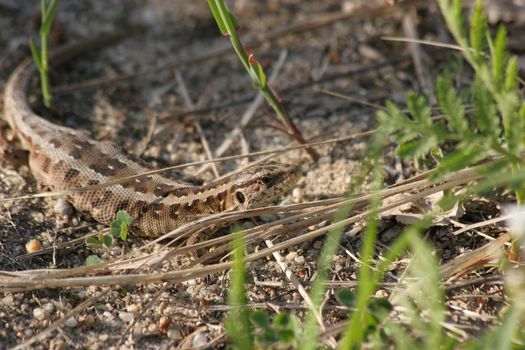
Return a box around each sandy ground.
[0,1,514,348]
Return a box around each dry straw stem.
[1,164,484,292]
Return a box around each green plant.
[85,210,132,265]
[222,0,525,347]
[225,228,253,349]
[225,229,304,349]
[206,0,318,160]
[379,0,525,204]
[30,0,58,109]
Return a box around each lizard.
[3,35,301,238]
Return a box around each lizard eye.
[235,191,246,204]
[261,176,273,186]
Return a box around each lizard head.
[222,161,301,211]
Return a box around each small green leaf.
[437,192,460,212]
[249,61,266,87]
[504,56,518,91]
[110,210,132,240]
[367,298,393,323]
[491,25,508,88]
[272,313,298,343]
[436,74,467,134]
[437,144,486,174]
[85,255,103,265]
[261,329,279,344]
[85,236,103,248]
[277,329,296,343]
[110,220,122,237]
[29,39,43,72]
[377,101,408,134]
[116,210,132,225]
[250,310,270,329]
[397,137,437,159]
[407,93,432,127]
[100,234,113,249]
[335,289,356,308]
[120,223,128,241]
[273,313,292,328]
[41,0,58,35]
[472,76,497,137]
[469,0,487,63]
[452,0,465,39]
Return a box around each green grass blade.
[469,0,486,63]
[225,228,253,349]
[491,25,508,88]
[207,0,227,35]
[41,0,58,35]
[29,39,43,72]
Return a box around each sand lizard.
[3,36,300,237]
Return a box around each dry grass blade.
[0,165,482,292]
[441,233,511,280]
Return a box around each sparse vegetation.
[207,0,319,160]
[29,0,58,108]
[85,210,132,264]
[223,0,525,348]
[2,1,525,349]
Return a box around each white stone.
[33,307,46,321]
[126,304,140,313]
[54,198,74,216]
[65,317,78,328]
[119,312,134,323]
[192,332,209,348]
[294,255,305,264]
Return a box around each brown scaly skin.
[3,36,301,237]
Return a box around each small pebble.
[32,212,45,223]
[83,315,96,326]
[294,255,305,264]
[126,304,140,313]
[192,332,209,348]
[148,323,159,333]
[54,198,74,216]
[65,317,78,328]
[99,334,109,342]
[285,252,298,261]
[292,187,304,201]
[33,307,46,321]
[157,301,167,314]
[162,306,175,316]
[119,312,134,323]
[49,339,66,350]
[313,240,323,250]
[44,302,55,314]
[375,290,388,299]
[25,239,42,253]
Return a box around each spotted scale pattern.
[3,37,301,237]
